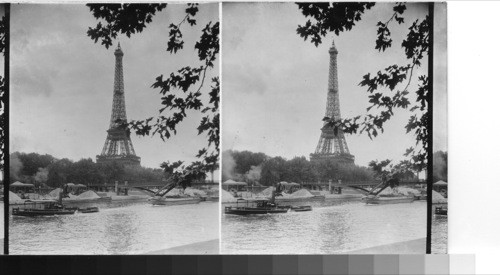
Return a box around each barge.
[225,199,313,215]
[149,196,202,206]
[363,195,415,205]
[11,200,77,217]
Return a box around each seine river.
[222,200,439,254]
[431,204,448,254]
[5,199,447,254]
[9,201,219,254]
[1,203,4,253]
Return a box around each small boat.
[435,206,447,216]
[363,195,415,205]
[149,196,202,206]
[79,207,99,213]
[225,199,290,215]
[12,208,76,217]
[290,205,313,212]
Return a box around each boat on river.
[79,207,99,213]
[290,205,313,212]
[363,195,415,205]
[225,199,312,215]
[149,196,202,206]
[64,206,100,213]
[225,200,289,215]
[435,206,447,216]
[12,200,77,217]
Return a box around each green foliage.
[10,152,56,179]
[0,15,5,168]
[296,3,375,46]
[368,159,419,184]
[87,4,220,188]
[160,160,206,189]
[260,156,374,186]
[433,150,447,182]
[375,3,406,51]
[223,150,374,187]
[10,152,164,188]
[221,150,269,184]
[87,4,167,49]
[227,150,268,176]
[297,3,430,173]
[0,15,5,55]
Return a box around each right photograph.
[221,2,447,254]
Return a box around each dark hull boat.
[79,207,99,213]
[149,196,202,206]
[225,199,312,215]
[363,195,415,205]
[12,208,76,217]
[435,206,447,216]
[11,200,77,217]
[290,206,312,212]
[60,206,100,213]
[225,206,289,215]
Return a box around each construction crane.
[132,179,178,198]
[348,177,400,196]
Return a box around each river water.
[1,203,4,253]
[222,200,429,254]
[431,204,448,254]
[9,201,219,254]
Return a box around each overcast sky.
[222,2,446,167]
[10,4,219,176]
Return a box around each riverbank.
[146,239,219,255]
[347,238,426,254]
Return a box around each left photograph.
[8,3,219,254]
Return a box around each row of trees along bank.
[223,150,376,186]
[9,152,164,188]
[223,150,427,187]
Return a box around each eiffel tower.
[310,39,355,164]
[96,44,141,166]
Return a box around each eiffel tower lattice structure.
[310,39,355,164]
[96,44,141,166]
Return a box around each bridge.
[86,180,218,194]
[300,180,426,196]
[127,180,217,189]
[301,180,425,188]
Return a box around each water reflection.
[431,205,448,254]
[9,201,219,254]
[104,211,138,254]
[222,200,427,254]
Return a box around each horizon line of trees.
[222,150,423,187]
[9,151,165,188]
[223,149,447,187]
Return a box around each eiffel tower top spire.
[110,43,127,128]
[115,42,123,56]
[330,37,337,52]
